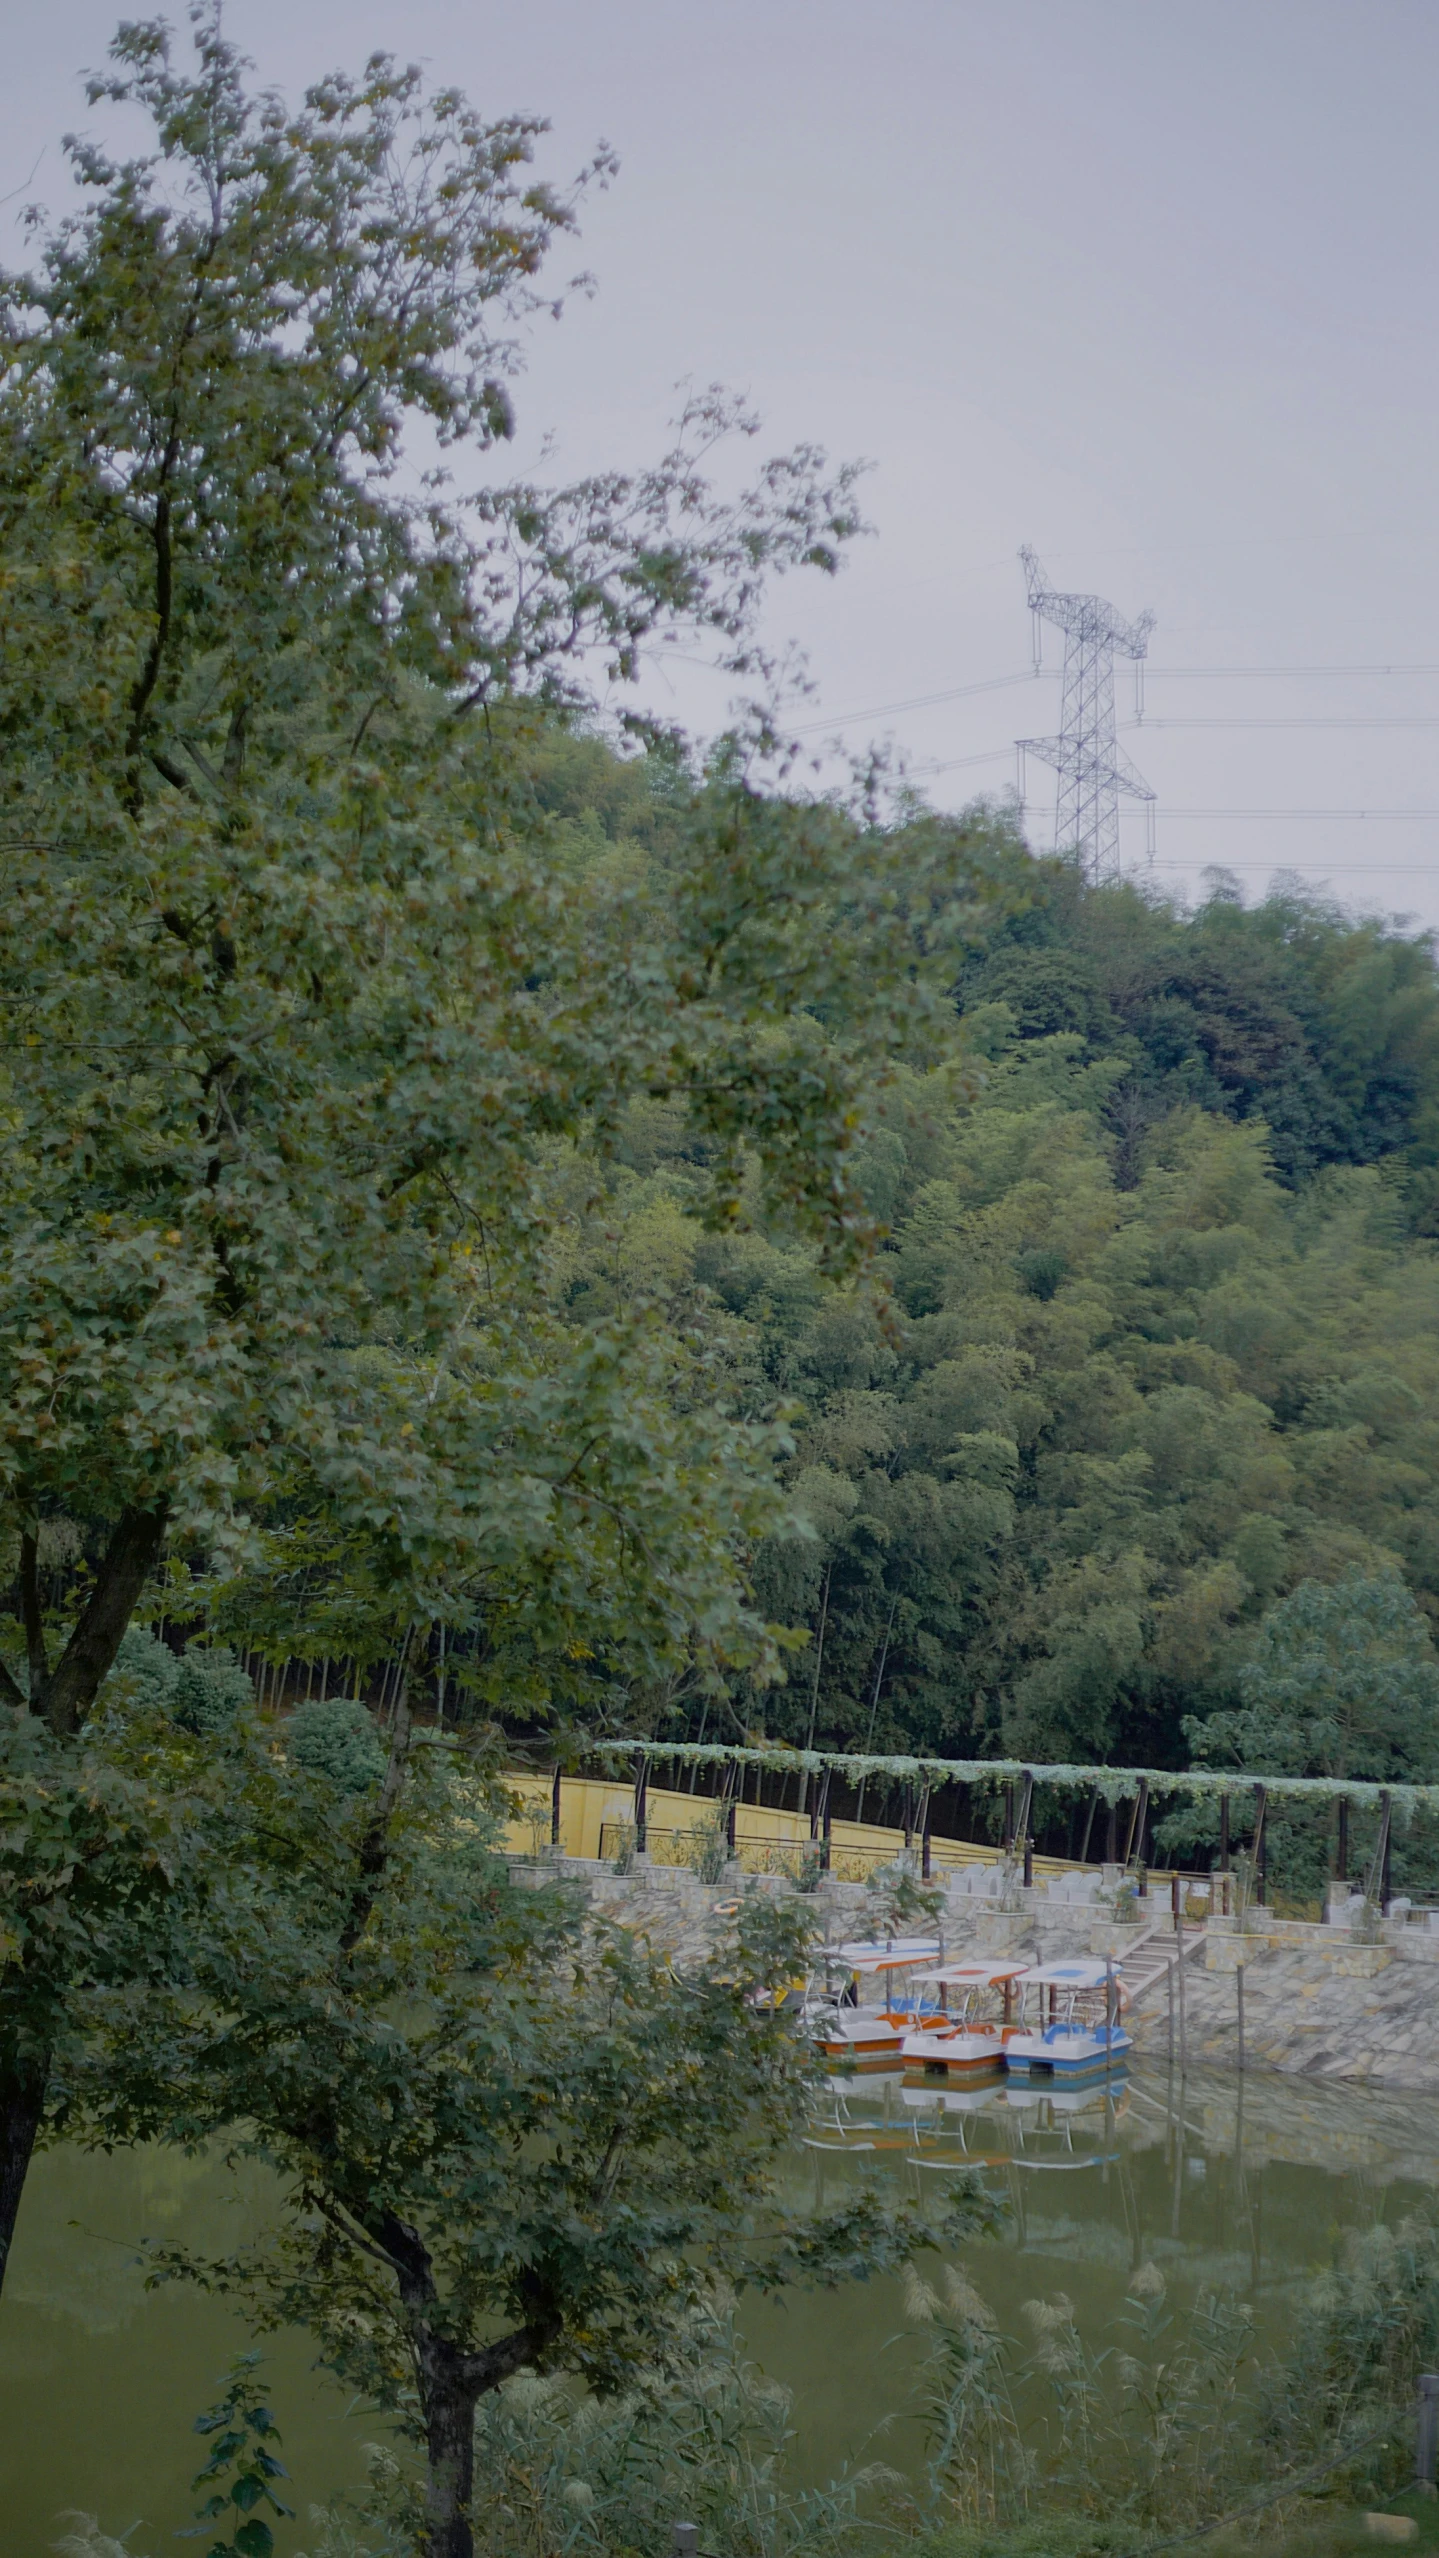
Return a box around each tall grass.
[904,2262,1253,2533]
[464,2304,898,2558]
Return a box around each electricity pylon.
[1016,546,1156,882]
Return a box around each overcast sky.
[8,3,1439,925]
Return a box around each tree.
[99,1746,994,2558]
[1160,1572,1439,1894]
[528,834,1439,1798]
[0,11,970,2287]
[1194,1570,1439,1786]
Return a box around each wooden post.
[1171,1872,1181,1932]
[1017,1769,1034,1887]
[551,1765,562,1849]
[1416,2375,1439,2495]
[1337,1794,1349,1883]
[726,1785,738,1858]
[1254,1784,1268,1907]
[1105,1797,1118,1864]
[1177,1914,1188,2071]
[1381,1789,1393,1913]
[1003,1781,1015,1850]
[902,1785,914,1852]
[1219,1792,1230,1875]
[820,1774,832,1872]
[633,1752,649,1855]
[1125,1776,1149,1890]
[920,1785,933,1881]
[1080,1784,1100,1865]
[1236,1962,1245,2073]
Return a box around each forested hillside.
[532,733,1439,1782]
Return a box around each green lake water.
[4,2067,1437,2555]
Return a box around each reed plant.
[461,2303,898,2558]
[1261,2212,1439,2506]
[905,2261,1255,2535]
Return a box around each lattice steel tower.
[1016,546,1156,882]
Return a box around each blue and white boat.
[1001,1958,1131,2084]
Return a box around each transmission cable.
[1124,716,1439,731]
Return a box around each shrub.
[107,1629,253,1736]
[286,1697,388,1794]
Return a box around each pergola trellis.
[546,1742,1429,1907]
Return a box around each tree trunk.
[420,2340,481,2558]
[378,2203,553,2558]
[35,1503,168,1738]
[0,2053,48,2301]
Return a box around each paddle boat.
[806,1937,943,2072]
[1000,1958,1131,2085]
[899,1959,1030,2081]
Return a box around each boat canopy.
[1023,1959,1122,1989]
[821,1937,941,1972]
[910,1961,1029,1990]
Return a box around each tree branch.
[36,1502,169,1739]
[461,2317,560,2398]
[591,2123,627,2207]
[337,1668,413,1958]
[18,1532,47,1698]
[151,747,198,795]
[221,700,248,786]
[124,453,178,812]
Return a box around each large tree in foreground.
[94,1739,993,2558]
[0,12,974,2290]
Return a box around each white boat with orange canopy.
[807,1938,943,2072]
[900,1960,1030,2080]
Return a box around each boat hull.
[813,2011,924,2072]
[1003,2030,1131,2084]
[901,2026,1007,2079]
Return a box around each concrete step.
[1120,1926,1206,2006]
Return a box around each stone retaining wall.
[510,1852,1439,2093]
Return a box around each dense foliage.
[512,748,1439,1807]
[8,14,1439,2553]
[0,23,992,2555]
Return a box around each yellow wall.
[501,1771,1182,1888]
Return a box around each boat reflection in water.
[803,2069,1127,2181]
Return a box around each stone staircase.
[1114,1919,1207,2008]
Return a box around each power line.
[1142,662,1439,679]
[913,747,1015,777]
[795,660,1439,742]
[1123,716,1439,731]
[1118,806,1439,820]
[789,668,1039,736]
[1141,860,1438,873]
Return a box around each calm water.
[4,2068,1437,2553]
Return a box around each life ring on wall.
[712,1898,743,1917]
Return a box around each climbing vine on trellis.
[583,1739,1429,1815]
